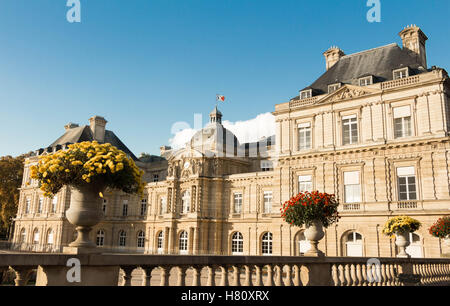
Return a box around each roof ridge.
[341,43,398,59]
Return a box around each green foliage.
[0,155,25,238]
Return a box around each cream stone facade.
[11,26,450,258]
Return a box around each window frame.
[342,115,358,145]
[181,191,191,214]
[231,232,244,255]
[233,193,243,214]
[263,191,273,214]
[393,68,409,80]
[179,231,188,254]
[299,89,312,100]
[359,76,373,87]
[261,232,273,256]
[328,83,341,94]
[298,122,312,151]
[137,231,145,249]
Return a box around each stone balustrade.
[1,253,449,286]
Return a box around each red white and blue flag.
[216,95,225,102]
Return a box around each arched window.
[46,229,54,245]
[33,228,40,245]
[118,230,127,247]
[20,228,27,243]
[261,232,273,255]
[137,231,145,249]
[406,233,423,258]
[182,191,191,213]
[231,232,244,255]
[296,232,311,255]
[96,230,105,247]
[179,231,188,255]
[157,231,164,254]
[345,231,363,257]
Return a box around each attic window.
[359,76,373,87]
[300,89,312,100]
[328,83,341,94]
[393,68,409,80]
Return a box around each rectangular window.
[153,174,159,182]
[393,68,409,80]
[397,167,417,201]
[393,106,412,138]
[102,199,107,215]
[160,197,167,215]
[261,160,273,172]
[263,191,273,214]
[298,123,312,150]
[140,199,147,216]
[328,83,341,93]
[300,90,312,99]
[51,196,57,213]
[122,200,128,217]
[344,171,361,203]
[25,198,31,214]
[38,197,43,213]
[359,76,373,87]
[342,115,358,145]
[298,175,313,193]
[233,193,243,213]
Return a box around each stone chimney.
[323,46,345,71]
[399,25,428,68]
[64,123,79,131]
[89,116,107,143]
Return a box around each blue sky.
[0,0,449,157]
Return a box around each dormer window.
[300,89,312,100]
[359,76,373,87]
[393,68,409,80]
[328,83,341,94]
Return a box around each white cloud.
[222,112,276,144]
[168,112,276,149]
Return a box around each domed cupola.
[209,106,223,124]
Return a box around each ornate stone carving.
[328,88,368,102]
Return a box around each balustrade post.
[361,264,367,286]
[142,266,155,286]
[274,265,282,286]
[266,265,273,286]
[243,265,251,286]
[356,264,362,286]
[284,265,293,286]
[331,265,339,286]
[344,264,351,286]
[219,266,228,286]
[293,265,301,286]
[11,266,32,287]
[206,266,216,286]
[254,265,263,286]
[338,265,345,286]
[231,265,241,286]
[177,266,187,286]
[191,266,201,286]
[350,264,357,286]
[159,266,170,286]
[301,263,333,286]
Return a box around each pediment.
[317,85,380,104]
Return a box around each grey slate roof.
[292,43,428,100]
[48,126,139,161]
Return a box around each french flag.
[216,95,225,102]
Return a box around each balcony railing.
[1,253,449,286]
[396,201,419,210]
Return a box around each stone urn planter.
[395,231,411,258]
[304,220,325,257]
[64,184,105,254]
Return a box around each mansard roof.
[48,125,138,161]
[293,43,428,100]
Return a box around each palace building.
[12,25,450,258]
